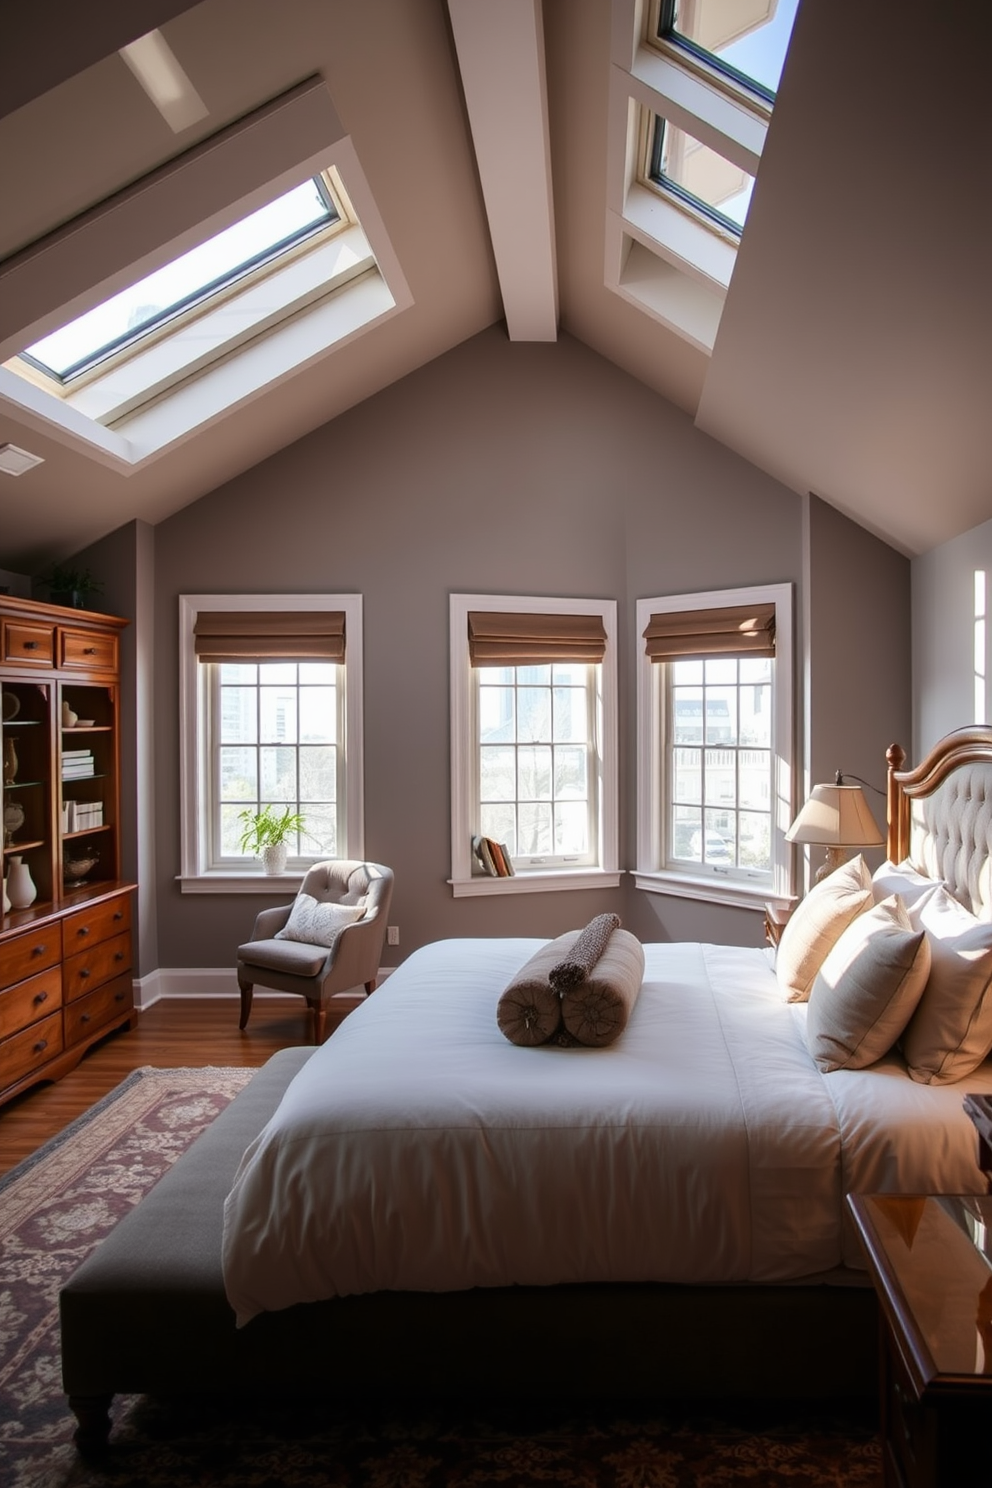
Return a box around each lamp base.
[814,846,851,884]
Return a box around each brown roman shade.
[194,611,346,663]
[468,611,608,667]
[642,603,776,662]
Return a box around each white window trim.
[605,0,768,353]
[178,592,364,893]
[449,593,621,898]
[634,582,794,911]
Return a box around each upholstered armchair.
[237,860,394,1044]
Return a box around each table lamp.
[786,772,884,882]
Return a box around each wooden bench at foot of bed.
[59,1047,877,1455]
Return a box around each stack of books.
[62,800,104,833]
[62,749,95,780]
[472,835,515,877]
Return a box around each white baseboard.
[134,965,396,1011]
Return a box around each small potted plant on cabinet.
[237,805,307,875]
[40,564,105,610]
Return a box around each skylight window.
[657,0,800,104]
[22,178,338,382]
[650,119,755,235]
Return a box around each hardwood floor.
[0,995,354,1177]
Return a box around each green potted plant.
[237,804,307,875]
[40,564,105,610]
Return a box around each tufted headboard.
[887,728,992,918]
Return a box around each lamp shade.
[786,783,884,849]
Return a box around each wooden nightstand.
[763,901,793,947]
[848,1193,992,1488]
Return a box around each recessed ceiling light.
[0,444,44,476]
[120,29,208,134]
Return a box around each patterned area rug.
[0,1065,883,1487]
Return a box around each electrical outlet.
[387,925,399,946]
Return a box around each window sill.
[178,872,304,895]
[450,868,623,899]
[633,870,793,914]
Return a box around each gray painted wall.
[913,514,992,755]
[801,494,911,884]
[81,327,913,971]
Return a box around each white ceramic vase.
[6,855,37,909]
[2,876,9,914]
[262,843,288,875]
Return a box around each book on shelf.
[471,835,515,877]
[62,766,95,780]
[62,800,105,832]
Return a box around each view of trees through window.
[669,655,771,875]
[478,663,595,864]
[215,661,339,860]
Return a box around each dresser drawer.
[64,973,132,1045]
[2,620,55,667]
[0,925,62,990]
[60,628,118,673]
[62,893,132,953]
[1,1010,62,1085]
[63,932,131,1002]
[0,966,61,1039]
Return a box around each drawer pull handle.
[114,991,126,1003]
[23,641,38,651]
[113,911,124,921]
[76,927,89,937]
[83,646,97,655]
[33,991,48,1006]
[115,951,124,961]
[79,969,90,980]
[32,944,47,956]
[33,1038,47,1053]
[80,1013,90,1024]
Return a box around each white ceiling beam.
[448,0,558,341]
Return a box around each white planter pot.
[261,843,288,875]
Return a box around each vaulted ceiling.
[0,0,989,572]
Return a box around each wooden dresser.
[1,596,135,1107]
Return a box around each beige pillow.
[776,855,873,1002]
[902,884,992,1084]
[806,895,930,1072]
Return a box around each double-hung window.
[635,583,793,908]
[449,595,620,897]
[178,594,364,891]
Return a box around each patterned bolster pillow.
[560,930,646,1048]
[496,936,573,1046]
[549,912,621,993]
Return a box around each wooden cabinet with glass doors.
[0,595,135,1107]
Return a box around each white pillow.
[776,855,873,1003]
[275,895,366,949]
[806,895,930,1072]
[871,858,941,909]
[901,884,992,1084]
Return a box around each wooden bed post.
[886,743,908,864]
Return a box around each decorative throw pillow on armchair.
[275,895,367,949]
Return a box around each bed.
[60,727,992,1450]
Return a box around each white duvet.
[222,938,992,1325]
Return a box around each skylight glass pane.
[23,179,336,381]
[655,120,754,233]
[662,0,800,101]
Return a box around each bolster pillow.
[496,936,574,1046]
[560,929,646,1047]
[548,912,621,993]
